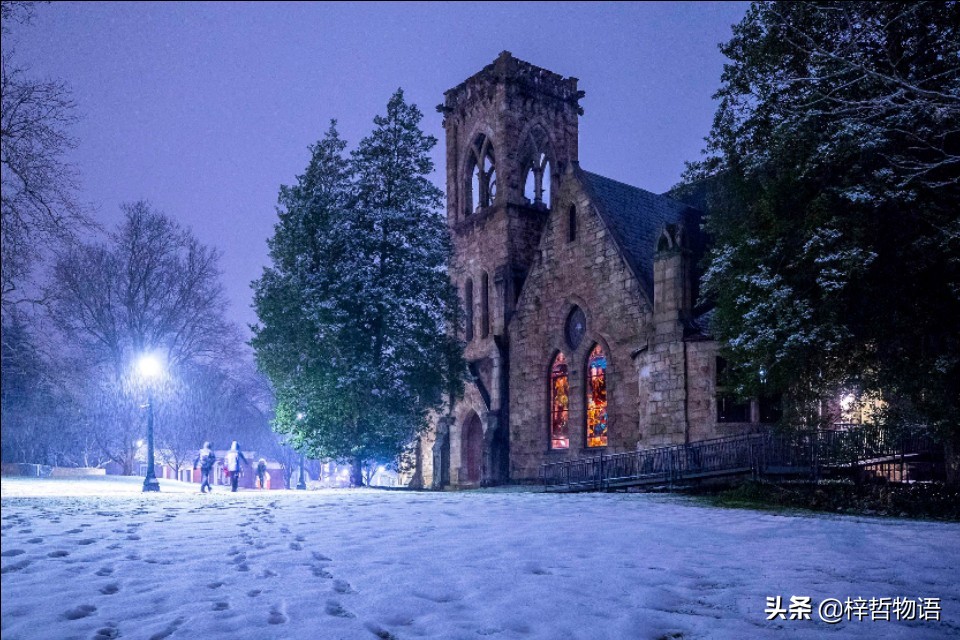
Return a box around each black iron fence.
[540,427,941,492]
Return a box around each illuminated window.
[586,344,608,447]
[550,352,569,449]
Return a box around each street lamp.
[138,354,162,492]
[296,412,307,490]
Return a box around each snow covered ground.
[1,477,957,640]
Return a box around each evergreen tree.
[684,2,959,477]
[252,93,464,485]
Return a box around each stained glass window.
[586,344,608,447]
[550,352,569,449]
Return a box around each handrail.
[540,427,939,491]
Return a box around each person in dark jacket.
[193,441,216,493]
[223,441,248,492]
[256,458,267,490]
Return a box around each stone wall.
[508,172,651,480]
[429,52,583,487]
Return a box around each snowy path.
[1,477,958,640]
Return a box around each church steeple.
[440,52,583,337]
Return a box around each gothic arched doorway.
[461,412,483,485]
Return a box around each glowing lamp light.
[840,393,856,411]
[136,353,163,493]
[138,354,163,379]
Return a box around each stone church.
[407,52,775,489]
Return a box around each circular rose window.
[565,306,586,350]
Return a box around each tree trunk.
[350,456,364,487]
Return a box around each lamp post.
[138,354,162,492]
[296,412,307,490]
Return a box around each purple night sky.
[7,1,749,335]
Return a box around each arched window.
[568,205,577,242]
[523,153,552,209]
[466,135,496,215]
[586,344,608,447]
[550,352,570,449]
[480,272,490,338]
[464,279,474,342]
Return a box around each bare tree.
[1,1,92,310]
[47,201,240,471]
[48,201,238,374]
[82,373,146,475]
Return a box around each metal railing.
[540,427,940,492]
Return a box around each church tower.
[433,51,583,487]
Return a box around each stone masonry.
[406,53,768,488]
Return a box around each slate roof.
[576,167,704,301]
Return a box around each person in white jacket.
[223,441,248,492]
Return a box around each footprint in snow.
[78,538,97,546]
[93,623,120,639]
[62,604,97,620]
[312,552,332,562]
[311,565,332,578]
[365,622,400,640]
[247,589,262,598]
[66,528,84,534]
[325,600,354,618]
[99,583,120,595]
[26,537,43,544]
[207,581,224,589]
[1,549,25,557]
[95,567,114,576]
[48,550,70,558]
[1,559,32,573]
[289,542,302,551]
[295,534,305,542]
[268,604,288,625]
[212,601,229,611]
[333,579,356,594]
[147,616,184,640]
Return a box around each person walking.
[193,441,217,493]
[256,458,267,490]
[223,441,249,492]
